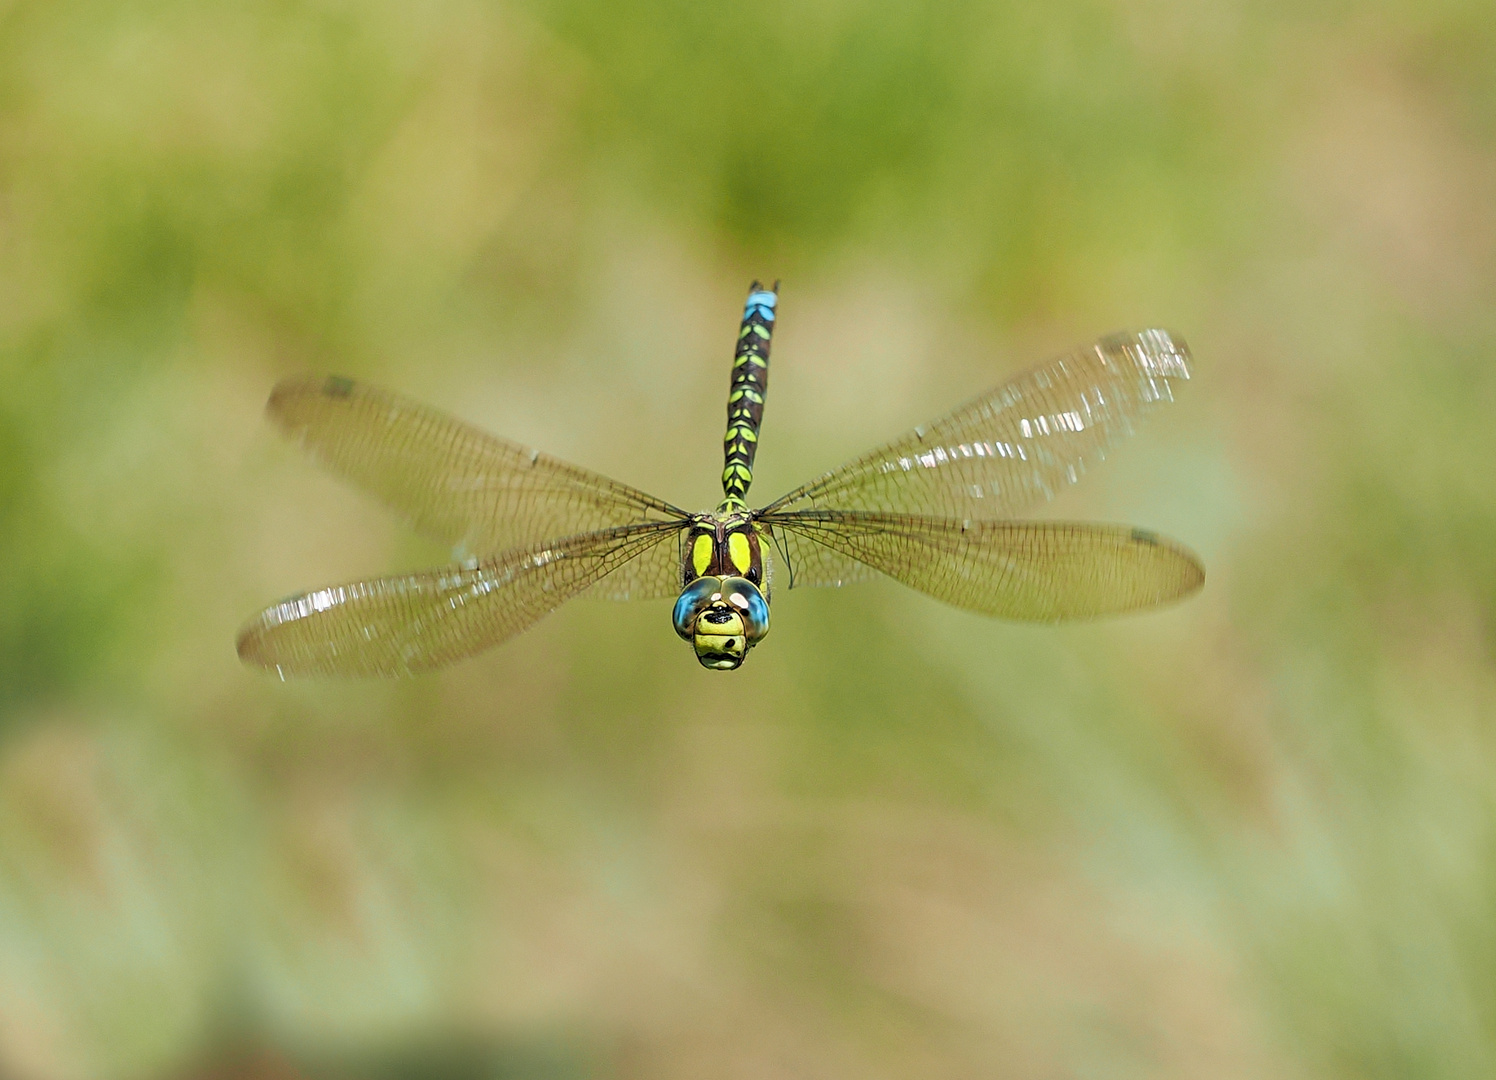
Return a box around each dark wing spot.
[322,376,355,399]
[1130,528,1159,546]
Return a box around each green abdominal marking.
[720,282,777,506]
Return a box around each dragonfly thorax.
[682,514,765,589]
[674,514,770,670]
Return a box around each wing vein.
[237,522,684,676]
[760,329,1190,522]
[267,376,690,557]
[763,510,1203,620]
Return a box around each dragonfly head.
[672,576,770,670]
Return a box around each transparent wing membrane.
[761,330,1191,521]
[765,512,1204,620]
[266,376,688,557]
[237,523,681,677]
[583,529,688,601]
[761,522,879,591]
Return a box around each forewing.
[765,511,1203,620]
[761,330,1190,520]
[267,376,688,557]
[237,523,680,676]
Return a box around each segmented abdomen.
[722,282,776,504]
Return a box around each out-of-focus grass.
[1,0,1495,1078]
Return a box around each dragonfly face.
[672,576,770,670]
[236,281,1205,679]
[674,515,771,670]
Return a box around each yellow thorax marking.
[692,533,714,578]
[728,531,752,574]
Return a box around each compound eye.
[673,577,722,640]
[720,577,770,644]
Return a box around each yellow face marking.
[692,533,714,578]
[696,610,745,637]
[728,531,752,574]
[694,635,746,670]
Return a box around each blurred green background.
[1,0,1495,1077]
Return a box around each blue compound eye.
[673,577,722,640]
[720,577,770,643]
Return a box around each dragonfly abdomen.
[721,282,777,506]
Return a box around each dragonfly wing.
[761,330,1190,520]
[237,523,681,676]
[266,376,689,556]
[583,529,688,601]
[759,521,880,591]
[763,511,1203,619]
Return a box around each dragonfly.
[238,283,1204,677]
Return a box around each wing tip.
[234,611,397,679]
[235,616,275,672]
[235,600,314,677]
[1143,531,1206,605]
[1100,328,1193,381]
[264,374,361,430]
